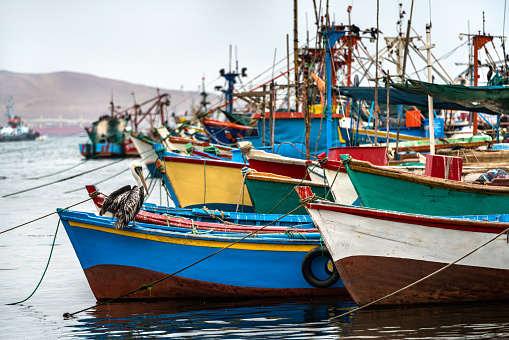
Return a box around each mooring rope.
[62,195,318,319]
[266,161,322,214]
[3,158,127,198]
[323,155,351,200]
[328,225,509,321]
[28,133,128,180]
[0,191,101,235]
[6,215,64,305]
[63,149,157,194]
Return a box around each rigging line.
[63,197,317,319]
[170,75,221,109]
[6,217,62,305]
[0,196,97,235]
[329,225,509,321]
[2,157,128,198]
[504,0,508,71]
[63,151,156,194]
[28,133,140,180]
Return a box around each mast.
[322,26,346,154]
[294,0,299,111]
[420,24,436,154]
[472,33,494,135]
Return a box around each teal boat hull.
[341,155,509,216]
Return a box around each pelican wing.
[99,185,131,216]
[113,186,144,229]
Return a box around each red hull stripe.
[307,202,509,233]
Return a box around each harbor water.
[1,136,509,339]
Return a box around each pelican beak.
[136,166,149,193]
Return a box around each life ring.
[301,247,340,288]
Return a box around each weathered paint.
[160,155,253,209]
[245,172,328,215]
[59,210,347,300]
[342,156,509,216]
[305,200,509,305]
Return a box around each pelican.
[99,161,149,229]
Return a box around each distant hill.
[0,70,208,129]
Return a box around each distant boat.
[79,113,138,159]
[0,97,40,142]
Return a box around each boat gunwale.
[346,158,509,195]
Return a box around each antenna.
[483,11,485,35]
[229,44,232,73]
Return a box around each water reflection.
[66,299,509,339]
[69,297,352,338]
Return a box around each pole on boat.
[401,0,415,80]
[270,82,276,147]
[294,0,299,112]
[420,24,435,155]
[322,27,346,155]
[386,70,390,159]
[262,85,267,147]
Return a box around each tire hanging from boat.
[301,247,340,288]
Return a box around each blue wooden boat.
[58,209,347,300]
[86,185,315,231]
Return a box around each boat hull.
[158,154,253,211]
[342,156,509,216]
[245,172,328,215]
[60,210,347,300]
[304,199,509,306]
[0,130,40,142]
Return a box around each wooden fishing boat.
[297,186,509,306]
[437,148,509,166]
[58,209,347,300]
[86,185,315,232]
[154,126,234,155]
[128,132,160,176]
[244,170,328,215]
[339,154,509,216]
[155,148,253,212]
[239,141,312,180]
[202,118,258,146]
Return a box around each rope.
[267,162,321,214]
[62,148,157,194]
[329,225,509,321]
[236,168,250,213]
[6,215,63,305]
[0,191,100,235]
[274,142,319,159]
[3,158,127,198]
[28,134,125,180]
[62,196,317,319]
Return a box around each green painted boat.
[339,154,509,216]
[244,171,328,215]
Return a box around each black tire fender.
[301,247,340,288]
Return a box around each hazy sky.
[2,0,507,93]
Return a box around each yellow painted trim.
[163,160,252,208]
[70,221,316,252]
